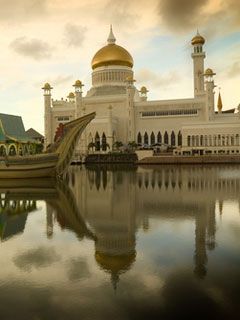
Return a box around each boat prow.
[0,112,95,179]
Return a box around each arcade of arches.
[0,143,39,157]
[137,131,182,147]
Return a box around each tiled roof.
[0,113,33,142]
[26,128,44,139]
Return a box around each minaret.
[191,31,206,97]
[73,80,84,119]
[204,68,216,120]
[42,83,53,148]
[126,76,136,142]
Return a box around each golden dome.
[95,251,136,274]
[91,27,133,70]
[191,31,205,45]
[204,68,215,76]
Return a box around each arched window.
[187,136,191,146]
[157,132,162,144]
[9,145,17,156]
[95,132,100,151]
[178,131,182,146]
[192,136,195,147]
[144,132,149,145]
[150,132,155,145]
[102,132,107,151]
[137,132,142,145]
[164,131,168,145]
[171,131,176,146]
[0,145,6,156]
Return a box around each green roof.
[0,113,34,143]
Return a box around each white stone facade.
[43,29,240,158]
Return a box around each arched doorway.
[178,131,182,146]
[164,131,168,145]
[144,132,149,145]
[137,132,142,145]
[171,131,176,146]
[102,132,107,151]
[150,132,155,146]
[157,132,162,144]
[9,145,17,156]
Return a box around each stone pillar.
[107,105,113,151]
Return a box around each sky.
[0,0,240,133]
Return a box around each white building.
[43,27,240,157]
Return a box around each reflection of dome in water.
[95,251,136,274]
[95,251,136,290]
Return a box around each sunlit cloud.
[9,37,53,60]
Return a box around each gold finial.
[217,89,223,113]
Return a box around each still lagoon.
[0,165,240,319]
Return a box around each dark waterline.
[0,165,240,319]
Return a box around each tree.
[128,141,138,151]
[113,141,123,151]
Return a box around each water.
[0,165,240,320]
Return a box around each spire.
[107,25,116,44]
[217,90,223,113]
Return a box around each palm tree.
[128,141,138,151]
[113,141,123,151]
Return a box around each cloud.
[158,0,209,32]
[13,246,61,271]
[9,37,53,60]
[136,68,181,88]
[226,61,240,78]
[67,257,90,281]
[64,23,87,47]
[158,0,240,37]
[0,0,47,22]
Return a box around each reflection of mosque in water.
[67,165,240,281]
[1,166,240,285]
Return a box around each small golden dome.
[140,86,148,94]
[68,92,75,99]
[73,80,83,87]
[42,82,52,90]
[204,68,216,76]
[191,31,205,45]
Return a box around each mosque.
[43,27,240,157]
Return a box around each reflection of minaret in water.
[46,203,54,239]
[194,202,216,278]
